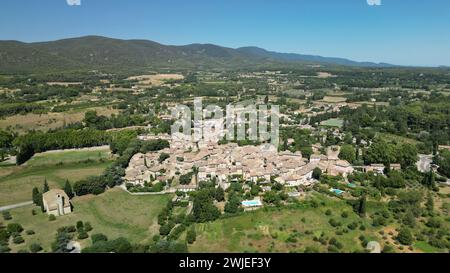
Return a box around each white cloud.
[367,0,381,6]
[66,0,81,6]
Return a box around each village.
[123,122,398,211]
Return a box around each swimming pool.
[330,188,345,195]
[242,200,263,207]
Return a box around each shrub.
[2,211,12,221]
[26,230,35,235]
[66,226,77,233]
[29,243,42,253]
[397,228,414,245]
[382,245,395,253]
[347,222,358,230]
[78,231,89,240]
[0,245,11,253]
[341,211,349,218]
[7,223,23,234]
[91,233,108,244]
[426,218,441,228]
[76,221,84,230]
[84,222,93,232]
[329,219,342,227]
[13,236,25,244]
[49,215,56,221]
[186,227,197,244]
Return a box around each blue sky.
[0,0,449,66]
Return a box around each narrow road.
[0,201,33,212]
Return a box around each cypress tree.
[64,180,74,199]
[32,187,40,205]
[43,178,50,193]
[426,193,434,213]
[358,195,367,217]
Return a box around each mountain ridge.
[0,35,396,73]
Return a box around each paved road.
[0,201,33,212]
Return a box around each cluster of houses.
[124,134,356,191]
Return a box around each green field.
[378,133,420,145]
[189,195,379,253]
[5,188,172,252]
[0,162,112,206]
[25,146,112,167]
[320,119,344,128]
[414,241,441,253]
[0,147,115,206]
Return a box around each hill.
[0,36,394,73]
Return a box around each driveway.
[0,201,33,212]
[416,154,433,173]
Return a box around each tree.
[76,221,84,230]
[386,171,406,188]
[224,193,242,214]
[397,227,414,245]
[179,172,193,185]
[425,193,434,213]
[83,237,133,253]
[64,180,74,199]
[43,179,49,193]
[51,230,73,253]
[186,227,197,244]
[192,190,221,223]
[339,145,356,163]
[7,223,24,233]
[312,167,322,180]
[215,187,225,202]
[0,130,13,161]
[398,144,418,169]
[158,153,170,164]
[422,171,436,189]
[84,222,93,232]
[32,187,40,205]
[364,140,397,165]
[403,211,416,228]
[436,150,450,178]
[358,195,367,217]
[300,146,313,160]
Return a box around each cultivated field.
[189,194,443,253]
[127,73,184,86]
[0,106,119,134]
[322,96,347,103]
[24,146,112,167]
[190,195,378,253]
[320,119,344,128]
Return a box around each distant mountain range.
[0,36,395,73]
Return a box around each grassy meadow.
[4,188,172,252]
[0,147,114,206]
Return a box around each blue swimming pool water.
[242,200,262,207]
[330,189,345,195]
